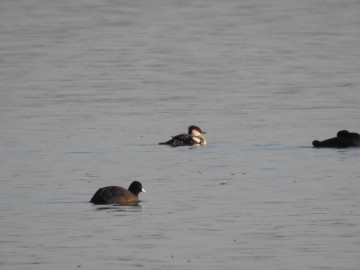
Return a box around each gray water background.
[1,0,360,269]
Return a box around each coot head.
[128,181,146,196]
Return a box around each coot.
[90,181,146,205]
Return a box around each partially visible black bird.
[312,130,360,148]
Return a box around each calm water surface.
[1,0,360,269]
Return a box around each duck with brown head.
[159,125,207,147]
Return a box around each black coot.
[90,181,146,205]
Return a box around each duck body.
[159,125,206,147]
[90,181,145,205]
[312,130,360,148]
[160,133,201,147]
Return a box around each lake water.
[1,0,360,269]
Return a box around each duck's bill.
[142,188,146,193]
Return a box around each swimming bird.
[159,125,206,147]
[312,130,360,148]
[90,181,146,205]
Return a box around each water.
[1,0,360,269]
